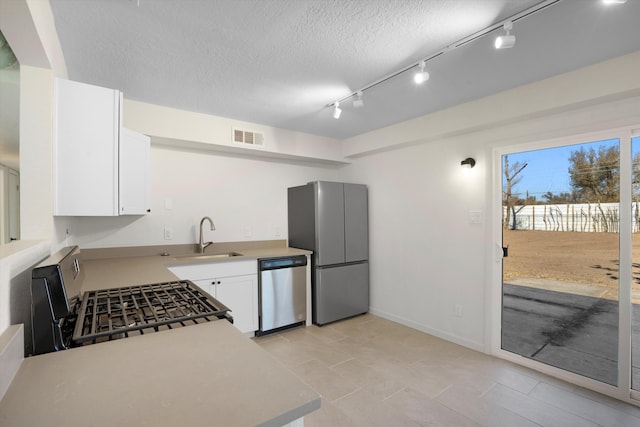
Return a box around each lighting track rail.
[327,0,563,112]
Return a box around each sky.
[503,137,640,201]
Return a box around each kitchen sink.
[173,252,244,260]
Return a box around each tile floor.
[253,314,640,427]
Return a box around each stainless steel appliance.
[288,181,369,325]
[257,255,307,335]
[30,246,232,355]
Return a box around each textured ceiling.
[49,0,640,140]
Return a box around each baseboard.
[369,307,485,353]
[0,324,24,400]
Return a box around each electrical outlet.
[164,227,173,240]
[454,304,463,318]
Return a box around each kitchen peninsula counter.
[1,241,319,426]
[0,320,320,427]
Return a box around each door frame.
[488,125,638,404]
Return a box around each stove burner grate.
[72,280,231,344]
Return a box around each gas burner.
[72,281,231,345]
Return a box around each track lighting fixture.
[495,21,515,49]
[461,158,476,168]
[603,0,627,4]
[353,91,364,108]
[413,60,429,84]
[333,102,342,119]
[327,0,569,120]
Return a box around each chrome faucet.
[199,216,215,253]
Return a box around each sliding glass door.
[501,139,620,385]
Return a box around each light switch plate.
[469,210,482,224]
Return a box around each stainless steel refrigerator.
[288,181,369,325]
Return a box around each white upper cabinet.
[53,78,150,216]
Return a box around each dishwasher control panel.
[259,256,307,270]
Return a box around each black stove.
[31,246,232,355]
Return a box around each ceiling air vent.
[233,128,264,148]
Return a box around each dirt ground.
[503,229,640,302]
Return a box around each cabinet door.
[119,128,150,215]
[192,279,216,298]
[217,275,258,334]
[53,78,120,216]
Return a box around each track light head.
[495,21,515,49]
[414,60,429,84]
[353,91,364,108]
[333,102,342,119]
[495,34,515,49]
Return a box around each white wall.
[341,134,487,349]
[69,146,339,248]
[124,100,346,164]
[340,54,640,351]
[341,101,640,350]
[0,0,69,341]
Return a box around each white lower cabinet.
[169,260,258,334]
[194,275,258,334]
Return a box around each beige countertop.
[79,241,311,291]
[0,241,319,426]
[0,320,320,427]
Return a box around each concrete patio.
[502,283,640,387]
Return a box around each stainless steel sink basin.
[173,251,243,261]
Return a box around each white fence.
[503,202,640,233]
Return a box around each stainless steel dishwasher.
[257,255,307,335]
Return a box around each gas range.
[74,280,231,345]
[31,246,232,355]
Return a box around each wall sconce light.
[461,157,476,168]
